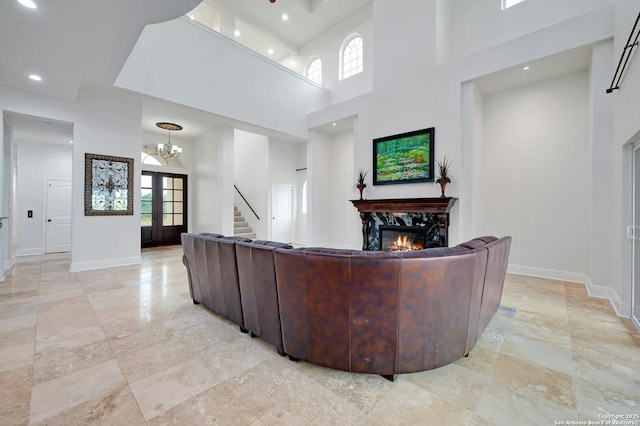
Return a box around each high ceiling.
[0,0,201,101]
[0,0,367,142]
[207,0,371,60]
[1,0,593,143]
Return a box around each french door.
[141,171,187,247]
[632,144,640,332]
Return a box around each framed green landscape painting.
[373,127,434,185]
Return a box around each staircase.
[234,206,256,239]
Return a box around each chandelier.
[156,122,183,159]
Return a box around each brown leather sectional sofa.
[235,240,294,356]
[181,233,252,331]
[181,233,511,379]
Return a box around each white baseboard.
[588,276,631,317]
[16,248,45,257]
[507,264,589,284]
[507,263,629,318]
[69,256,142,273]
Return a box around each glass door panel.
[141,173,153,228]
[162,176,184,229]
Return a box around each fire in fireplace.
[379,226,428,252]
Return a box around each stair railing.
[234,185,260,220]
[607,11,640,93]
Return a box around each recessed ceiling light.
[523,66,530,71]
[29,74,42,81]
[18,0,37,9]
[188,15,195,20]
[69,140,74,144]
[234,30,240,37]
[268,48,274,55]
[332,122,336,126]
[282,14,288,21]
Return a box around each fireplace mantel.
[350,197,458,250]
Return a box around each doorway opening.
[141,171,188,247]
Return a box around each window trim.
[305,56,322,85]
[340,33,363,81]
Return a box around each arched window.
[305,57,322,85]
[340,34,363,80]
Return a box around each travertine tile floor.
[1,246,639,425]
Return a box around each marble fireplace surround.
[350,197,458,251]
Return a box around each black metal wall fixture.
[607,11,640,94]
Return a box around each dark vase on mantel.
[439,182,448,197]
[357,183,366,200]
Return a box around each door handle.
[47,219,52,222]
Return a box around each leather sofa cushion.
[221,236,253,243]
[251,240,294,249]
[398,246,470,258]
[295,247,392,257]
[456,236,497,250]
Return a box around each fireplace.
[351,197,457,250]
[379,226,430,252]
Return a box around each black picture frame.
[84,153,134,216]
[373,127,435,185]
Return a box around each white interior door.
[45,179,72,253]
[272,183,293,243]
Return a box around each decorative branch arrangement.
[435,157,453,197]
[356,169,369,200]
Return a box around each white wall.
[70,84,143,271]
[269,139,299,185]
[16,140,72,255]
[353,0,450,207]
[0,117,11,280]
[329,131,356,248]
[337,1,612,286]
[438,0,612,64]
[190,127,230,234]
[611,0,640,315]
[293,4,374,104]
[1,84,145,272]
[116,17,331,139]
[307,131,332,246]
[305,129,355,248]
[589,40,618,307]
[481,70,590,278]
